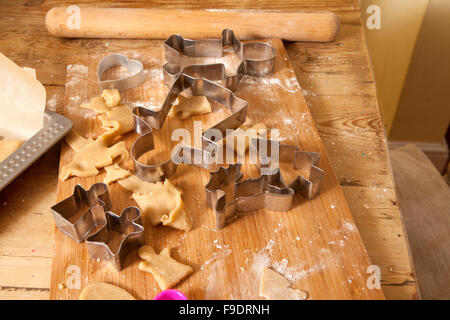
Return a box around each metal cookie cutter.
[86,206,144,270]
[131,29,276,182]
[163,29,277,91]
[131,73,247,182]
[97,53,146,91]
[51,183,144,270]
[205,139,325,230]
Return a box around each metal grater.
[0,110,73,191]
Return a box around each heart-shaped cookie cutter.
[97,53,146,91]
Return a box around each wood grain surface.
[50,40,384,300]
[0,0,417,299]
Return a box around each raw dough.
[224,123,267,156]
[104,163,163,193]
[0,139,23,162]
[132,179,192,231]
[170,95,211,119]
[64,129,92,152]
[259,267,307,300]
[104,165,191,231]
[0,52,46,141]
[60,131,128,181]
[101,89,121,107]
[81,95,133,137]
[138,245,193,290]
[60,90,134,181]
[79,282,136,300]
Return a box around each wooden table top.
[0,0,418,299]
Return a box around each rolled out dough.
[0,52,46,141]
[79,282,136,300]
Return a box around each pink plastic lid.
[153,289,188,300]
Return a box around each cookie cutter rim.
[50,182,144,270]
[205,138,325,230]
[97,53,146,91]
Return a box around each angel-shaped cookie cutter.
[51,183,144,270]
[205,138,325,229]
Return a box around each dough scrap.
[101,89,121,107]
[104,164,162,193]
[79,282,136,300]
[81,95,133,137]
[170,95,211,119]
[259,267,307,300]
[132,179,192,231]
[0,139,23,162]
[64,130,92,152]
[60,132,128,181]
[104,165,191,231]
[224,123,268,156]
[138,245,193,290]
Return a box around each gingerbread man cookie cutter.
[51,183,144,270]
[86,206,144,270]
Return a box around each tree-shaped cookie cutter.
[205,138,325,229]
[51,183,144,270]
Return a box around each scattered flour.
[67,64,88,74]
[343,222,356,232]
[46,93,58,111]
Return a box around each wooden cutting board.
[50,38,384,300]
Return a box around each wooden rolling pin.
[45,7,340,42]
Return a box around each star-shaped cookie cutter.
[51,183,144,270]
[205,138,325,229]
[86,206,144,271]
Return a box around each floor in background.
[390,144,450,300]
